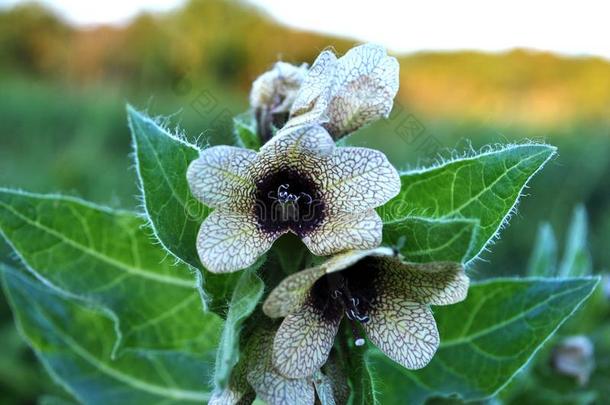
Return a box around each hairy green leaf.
[527,223,558,277]
[348,348,377,405]
[214,266,264,390]
[128,105,206,268]
[0,189,221,354]
[234,111,261,151]
[559,205,592,277]
[271,233,310,276]
[336,324,378,405]
[2,265,218,404]
[128,106,245,312]
[382,217,478,263]
[367,277,599,404]
[499,328,607,405]
[382,144,556,263]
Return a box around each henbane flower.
[286,43,399,139]
[187,124,400,273]
[263,248,469,378]
[211,326,348,405]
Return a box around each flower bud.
[250,62,308,141]
[552,335,594,386]
[287,44,399,140]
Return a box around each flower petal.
[187,145,257,210]
[363,297,439,370]
[263,247,393,318]
[257,124,335,168]
[324,43,399,138]
[289,50,338,125]
[302,210,382,256]
[209,357,255,405]
[273,302,341,379]
[246,329,315,405]
[197,210,280,273]
[322,247,394,274]
[320,147,400,214]
[263,265,327,318]
[321,353,350,405]
[287,44,399,139]
[209,388,254,405]
[379,259,469,305]
[313,370,339,405]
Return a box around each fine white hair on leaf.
[389,141,557,266]
[468,142,556,265]
[399,140,555,175]
[127,105,212,309]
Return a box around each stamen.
[345,295,369,323]
[274,183,304,205]
[255,169,325,235]
[355,312,370,323]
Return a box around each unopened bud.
[250,62,308,141]
[552,335,594,386]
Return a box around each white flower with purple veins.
[263,248,469,378]
[187,124,400,273]
[286,43,400,139]
[211,326,348,405]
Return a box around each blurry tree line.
[0,0,353,88]
[2,0,610,125]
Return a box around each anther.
[355,313,370,323]
[344,295,370,324]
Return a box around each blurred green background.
[1,0,609,403]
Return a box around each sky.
[2,0,609,59]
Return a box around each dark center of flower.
[254,168,325,236]
[308,257,381,346]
